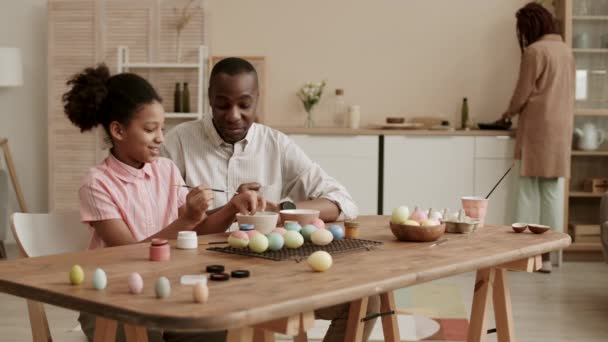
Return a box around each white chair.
[10,211,92,341]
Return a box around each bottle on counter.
[348,105,360,129]
[182,82,191,113]
[333,88,347,127]
[460,97,469,130]
[173,82,182,113]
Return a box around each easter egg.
[284,221,302,233]
[193,282,209,303]
[246,230,260,238]
[228,231,250,248]
[403,220,420,226]
[422,219,440,227]
[128,272,144,294]
[93,268,107,290]
[284,230,304,248]
[249,233,269,253]
[69,264,84,285]
[409,207,428,223]
[155,276,171,298]
[301,224,318,242]
[272,227,287,235]
[311,229,333,246]
[391,206,410,224]
[307,251,333,272]
[311,218,325,230]
[327,225,345,240]
[266,233,285,251]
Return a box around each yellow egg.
[193,282,209,303]
[69,264,84,285]
[311,229,333,246]
[307,251,333,272]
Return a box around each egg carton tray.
[207,238,383,261]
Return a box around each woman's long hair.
[516,2,561,53]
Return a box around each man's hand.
[237,182,261,193]
[265,200,279,213]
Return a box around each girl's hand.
[229,190,266,215]
[183,186,213,225]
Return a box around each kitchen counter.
[273,127,515,137]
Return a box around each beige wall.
[0,0,48,243]
[205,0,529,127]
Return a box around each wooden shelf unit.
[572,150,608,156]
[569,191,604,198]
[575,108,608,116]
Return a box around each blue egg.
[327,225,345,240]
[301,224,318,241]
[155,276,171,299]
[284,221,302,233]
[266,233,285,251]
[93,268,107,290]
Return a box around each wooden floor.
[1,244,607,342]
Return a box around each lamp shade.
[0,47,23,87]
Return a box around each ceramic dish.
[389,222,445,242]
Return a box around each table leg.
[25,300,51,342]
[253,328,275,342]
[468,268,495,342]
[345,297,369,342]
[293,330,308,342]
[493,268,515,342]
[227,327,254,342]
[93,317,117,342]
[124,324,149,342]
[379,292,400,342]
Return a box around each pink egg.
[312,218,326,230]
[231,231,249,240]
[272,227,287,236]
[246,230,260,238]
[228,231,250,248]
[128,272,144,294]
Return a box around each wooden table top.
[0,216,570,331]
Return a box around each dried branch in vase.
[174,0,202,63]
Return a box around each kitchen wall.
[0,0,48,243]
[204,0,530,127]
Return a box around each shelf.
[572,150,608,156]
[564,242,603,252]
[573,49,608,54]
[573,16,608,21]
[569,191,604,198]
[165,113,201,119]
[123,63,199,69]
[575,109,608,117]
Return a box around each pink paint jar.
[149,238,170,261]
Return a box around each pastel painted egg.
[284,230,304,248]
[272,227,287,236]
[128,272,144,294]
[155,276,171,299]
[311,218,326,230]
[391,206,410,224]
[249,233,269,253]
[193,282,209,303]
[69,264,84,285]
[307,251,333,272]
[228,231,250,249]
[311,229,334,246]
[93,268,107,290]
[284,221,302,233]
[422,219,440,227]
[403,220,420,226]
[266,233,285,251]
[246,230,260,238]
[301,224,318,242]
[327,225,345,240]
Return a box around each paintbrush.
[198,241,229,245]
[429,238,448,248]
[173,185,238,195]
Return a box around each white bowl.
[279,209,320,226]
[236,212,279,235]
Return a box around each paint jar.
[149,238,171,261]
[344,221,360,238]
[176,231,198,249]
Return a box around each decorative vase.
[305,109,315,128]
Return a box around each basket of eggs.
[389,206,446,242]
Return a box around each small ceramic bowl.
[279,209,320,226]
[528,224,550,234]
[389,222,445,242]
[512,223,527,233]
[236,212,279,235]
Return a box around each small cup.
[344,221,359,238]
[461,197,489,228]
[176,231,198,249]
[149,238,170,261]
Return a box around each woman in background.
[500,2,575,273]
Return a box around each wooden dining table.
[0,215,570,342]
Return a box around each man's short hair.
[209,57,258,92]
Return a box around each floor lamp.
[0,47,25,259]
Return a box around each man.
[162,57,378,342]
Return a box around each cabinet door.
[473,159,516,225]
[383,136,475,214]
[289,135,379,215]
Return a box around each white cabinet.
[383,136,475,214]
[473,137,516,225]
[289,135,379,215]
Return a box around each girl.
[63,64,261,341]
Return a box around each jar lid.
[239,223,254,231]
[344,221,359,228]
[335,88,344,95]
[151,238,168,246]
[178,231,197,239]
